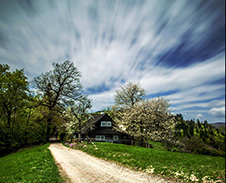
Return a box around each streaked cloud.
[0,0,225,122]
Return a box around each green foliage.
[196,147,225,157]
[180,136,205,152]
[174,115,225,157]
[70,142,225,182]
[0,61,85,156]
[163,139,175,149]
[32,60,83,141]
[63,95,93,139]
[0,64,45,155]
[114,81,145,108]
[0,143,63,183]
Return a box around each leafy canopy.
[32,60,83,141]
[63,95,93,139]
[32,60,83,109]
[0,64,29,126]
[115,82,145,108]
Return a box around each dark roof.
[91,114,106,124]
[80,114,106,132]
[82,114,108,131]
[88,113,128,135]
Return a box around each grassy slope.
[71,142,225,182]
[0,143,63,183]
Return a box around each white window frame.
[95,135,105,141]
[101,121,106,127]
[113,135,119,141]
[106,121,112,127]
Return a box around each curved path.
[49,143,177,183]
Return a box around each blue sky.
[0,0,225,122]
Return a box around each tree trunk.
[78,133,81,141]
[46,116,51,142]
[78,120,81,141]
[7,111,11,128]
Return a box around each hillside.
[210,122,225,127]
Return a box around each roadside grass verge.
[67,142,225,182]
[0,143,63,183]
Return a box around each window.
[101,121,112,127]
[113,135,119,141]
[106,121,112,127]
[101,121,106,127]
[95,135,105,141]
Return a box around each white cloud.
[195,114,204,118]
[209,107,225,117]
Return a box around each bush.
[179,136,225,157]
[64,134,74,142]
[179,136,205,152]
[164,139,175,148]
[196,147,225,157]
[174,140,185,149]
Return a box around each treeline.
[173,114,225,156]
[0,61,90,156]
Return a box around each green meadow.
[0,143,63,183]
[68,142,225,182]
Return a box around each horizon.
[0,0,225,123]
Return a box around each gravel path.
[49,143,177,183]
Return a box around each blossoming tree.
[113,82,175,145]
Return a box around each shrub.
[65,134,74,142]
[164,139,175,148]
[179,136,205,152]
[174,140,185,149]
[196,147,225,157]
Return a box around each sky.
[0,0,225,123]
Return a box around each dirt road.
[49,143,176,183]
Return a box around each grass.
[0,143,64,183]
[148,141,169,150]
[67,142,225,182]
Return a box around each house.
[86,113,130,143]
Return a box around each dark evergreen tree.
[197,119,201,129]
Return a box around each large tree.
[114,97,175,143]
[63,95,93,140]
[0,64,29,126]
[0,64,30,152]
[114,82,145,108]
[32,60,83,141]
